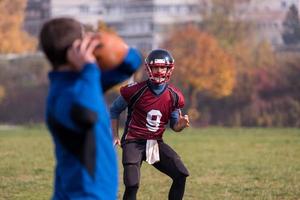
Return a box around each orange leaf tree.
[163,25,236,119]
[0,0,36,53]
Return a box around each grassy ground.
[0,126,299,200]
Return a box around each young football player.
[110,49,190,200]
[40,17,142,199]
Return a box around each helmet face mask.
[145,49,174,84]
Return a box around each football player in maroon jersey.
[110,49,190,200]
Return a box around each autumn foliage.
[0,0,36,53]
[163,25,236,118]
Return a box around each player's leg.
[152,142,189,200]
[122,142,144,200]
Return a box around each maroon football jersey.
[120,81,184,140]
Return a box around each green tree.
[282,4,300,45]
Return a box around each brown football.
[93,32,129,70]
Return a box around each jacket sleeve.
[70,103,98,130]
[101,48,142,92]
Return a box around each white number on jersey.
[146,110,162,132]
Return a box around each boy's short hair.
[39,17,83,70]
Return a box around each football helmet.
[145,49,174,84]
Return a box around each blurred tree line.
[0,55,48,123]
[0,0,36,53]
[160,0,300,127]
[0,0,299,126]
[0,0,40,123]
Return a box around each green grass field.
[0,126,299,200]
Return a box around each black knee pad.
[124,164,140,187]
[173,157,189,178]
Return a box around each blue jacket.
[46,48,142,200]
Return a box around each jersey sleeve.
[170,108,180,128]
[120,83,137,103]
[169,86,185,109]
[177,90,185,108]
[110,95,128,119]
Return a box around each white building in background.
[24,0,51,36]
[24,0,104,36]
[102,0,300,50]
[102,0,204,51]
[51,0,104,27]
[23,0,300,48]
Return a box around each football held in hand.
[93,32,129,70]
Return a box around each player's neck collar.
[147,80,168,96]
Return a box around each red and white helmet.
[145,49,174,84]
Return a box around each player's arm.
[169,88,189,132]
[101,48,142,92]
[110,95,128,146]
[67,33,103,91]
[67,35,101,129]
[170,109,190,132]
[67,34,100,72]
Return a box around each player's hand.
[67,33,100,71]
[113,136,121,147]
[176,109,190,130]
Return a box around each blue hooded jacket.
[46,48,142,200]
